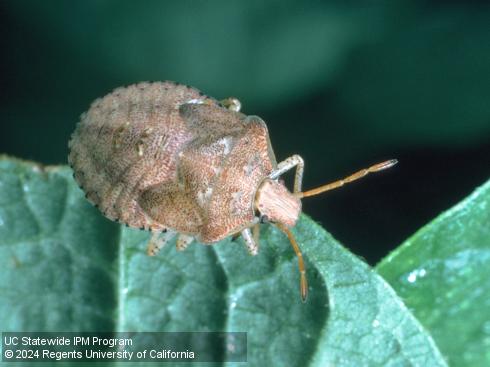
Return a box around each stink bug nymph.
[68,81,397,302]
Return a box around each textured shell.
[68,81,277,242]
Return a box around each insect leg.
[220,97,242,112]
[252,223,261,247]
[230,233,241,242]
[147,230,176,256]
[176,234,194,251]
[269,154,304,193]
[241,228,259,256]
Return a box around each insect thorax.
[188,120,276,242]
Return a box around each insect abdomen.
[68,81,214,230]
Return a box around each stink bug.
[68,81,397,302]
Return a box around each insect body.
[68,81,396,301]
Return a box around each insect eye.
[259,215,270,224]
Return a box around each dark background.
[1,0,489,265]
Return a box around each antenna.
[276,223,308,302]
[295,159,398,199]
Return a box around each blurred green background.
[1,0,489,264]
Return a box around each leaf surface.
[377,179,490,367]
[0,157,446,366]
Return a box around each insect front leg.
[147,230,176,256]
[269,154,304,193]
[241,227,259,256]
[176,234,194,251]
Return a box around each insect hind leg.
[176,234,194,251]
[147,230,176,256]
[220,97,241,112]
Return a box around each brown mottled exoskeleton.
[68,81,396,301]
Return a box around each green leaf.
[0,156,446,366]
[377,179,490,367]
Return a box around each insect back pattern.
[68,81,397,301]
